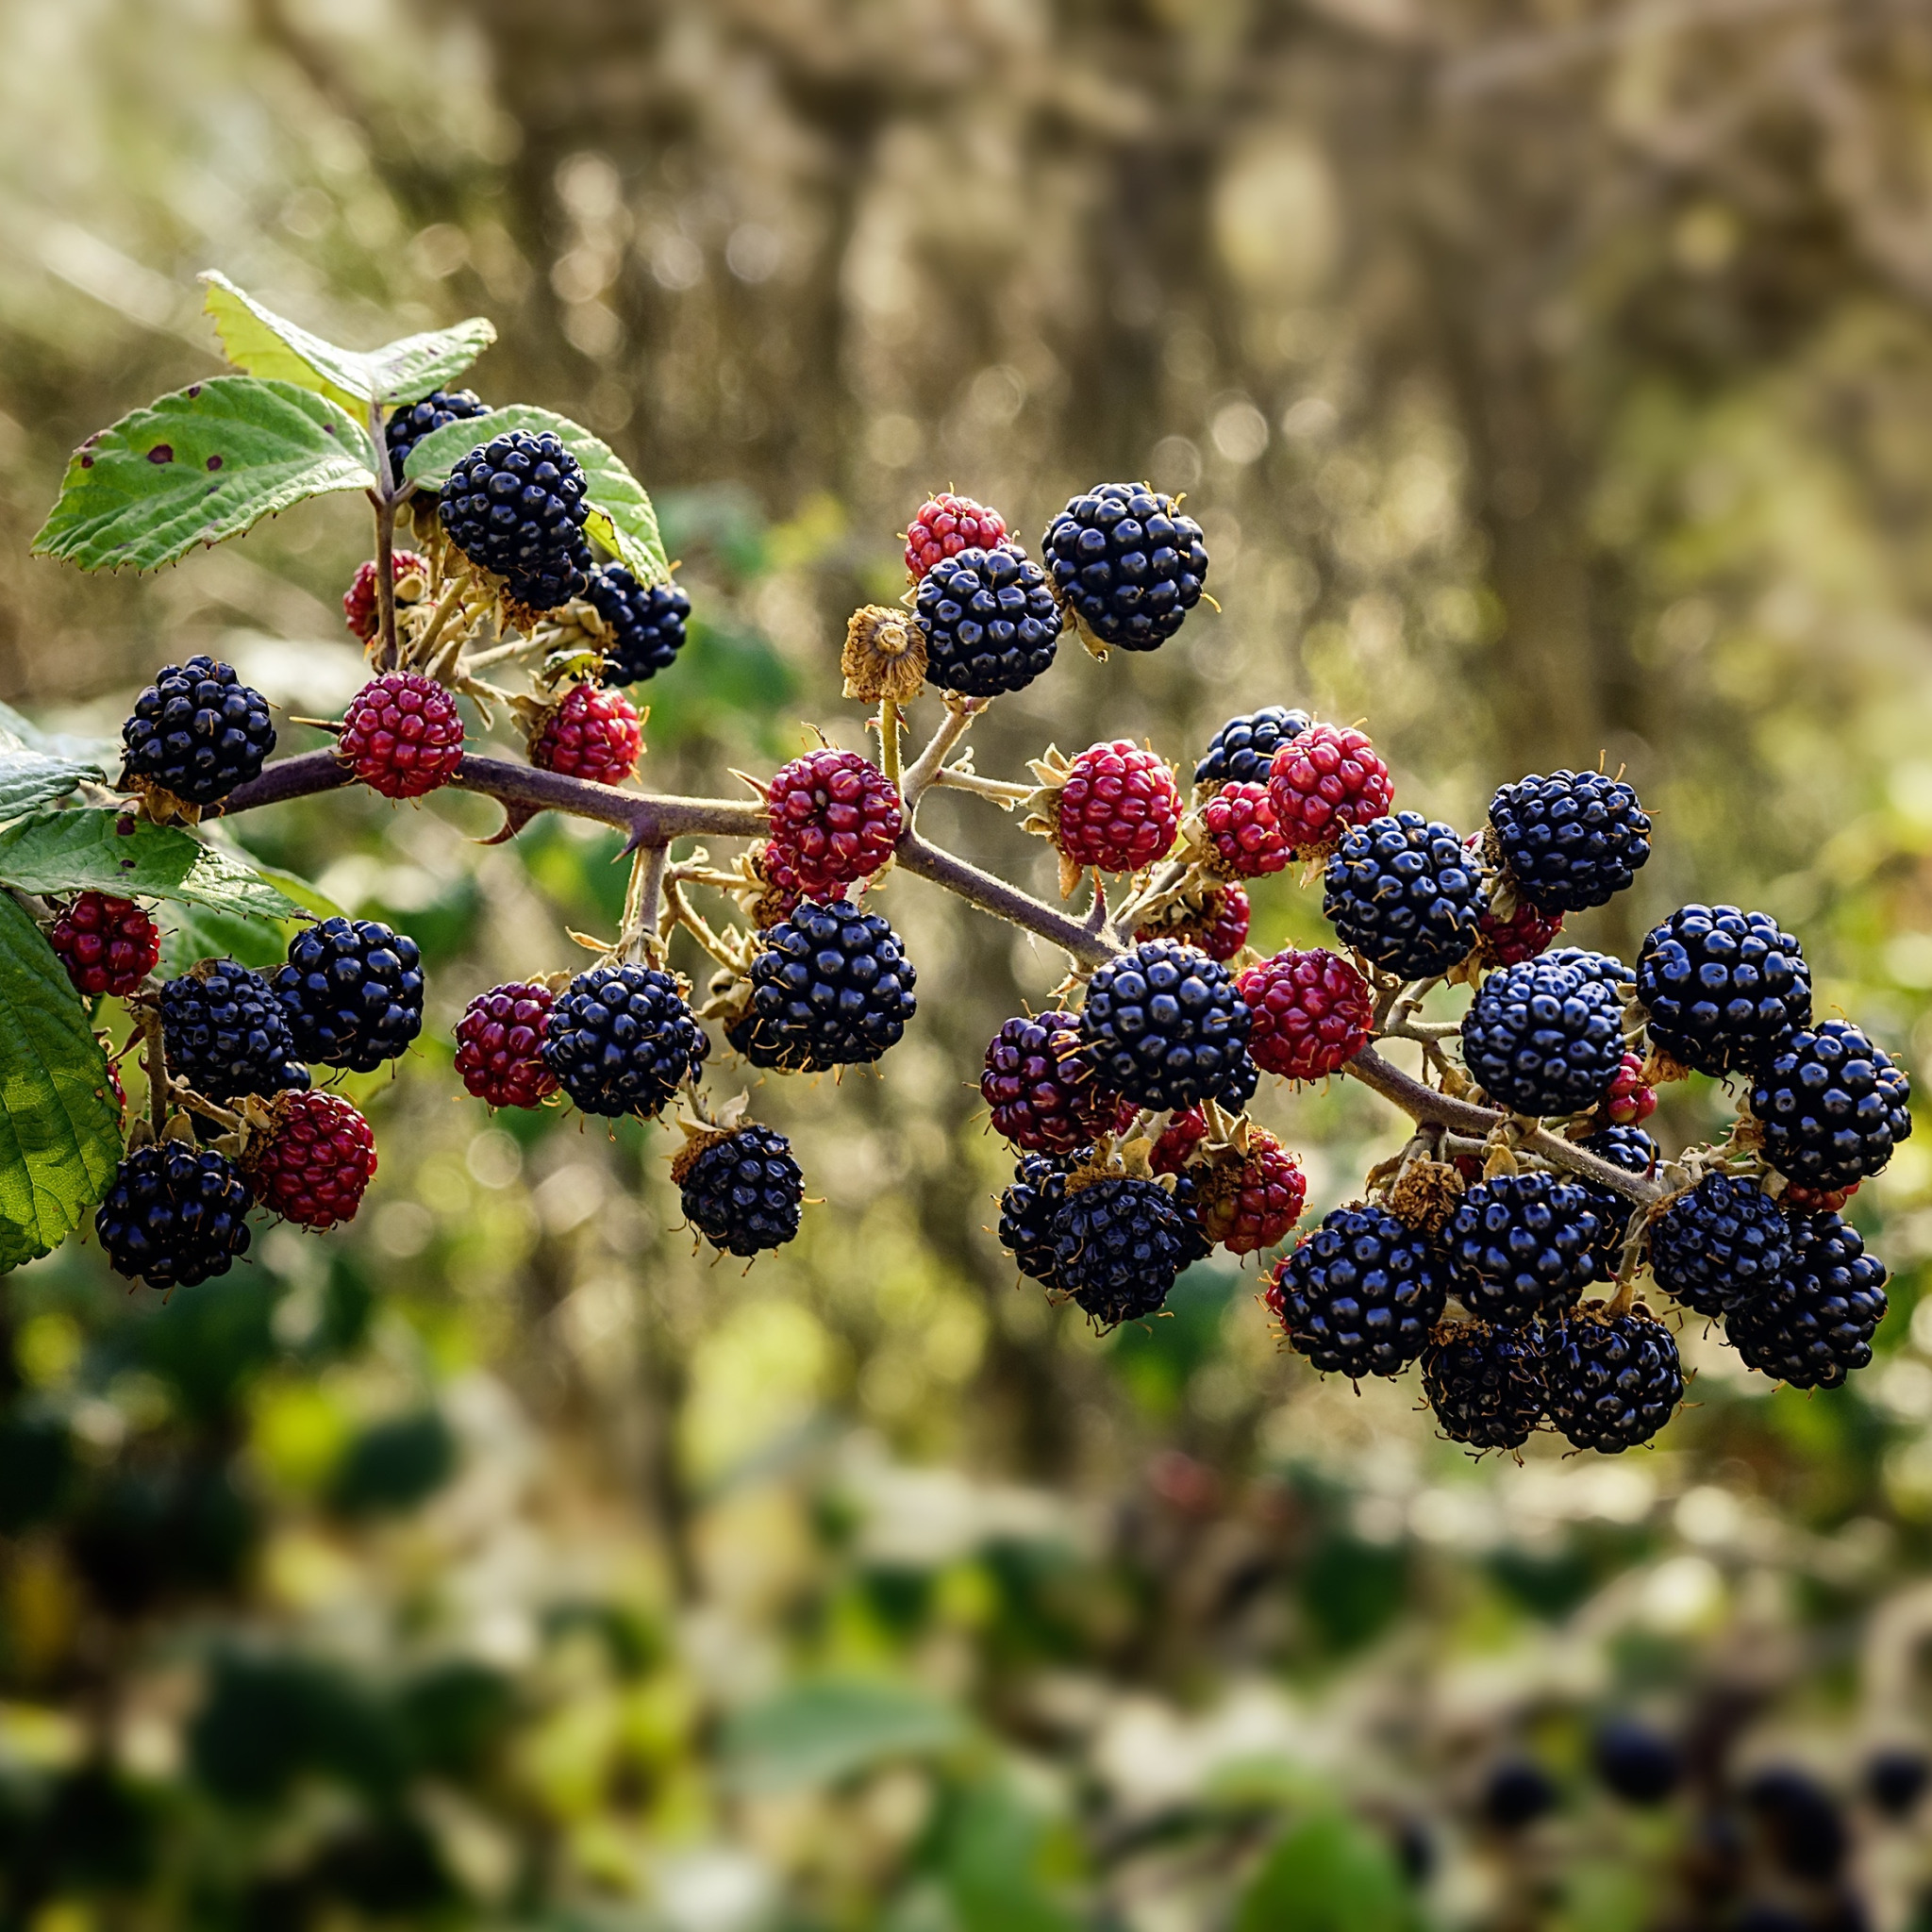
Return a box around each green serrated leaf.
[31,376,376,574]
[157,901,290,980]
[0,809,303,920]
[199,272,497,410]
[0,750,99,826]
[0,893,122,1262]
[403,405,671,585]
[1234,1812,1417,1932]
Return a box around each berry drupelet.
[1751,1019,1913,1191]
[160,959,308,1105]
[1051,1174,1191,1326]
[1446,1172,1603,1325]
[764,748,902,894]
[1488,770,1652,914]
[1460,957,1626,1118]
[1194,706,1311,792]
[248,1092,377,1229]
[439,428,591,610]
[384,387,488,471]
[1078,940,1254,1111]
[1267,723,1393,856]
[980,1010,1132,1154]
[120,656,275,809]
[675,1124,805,1257]
[541,962,709,1118]
[1267,1205,1448,1379]
[913,544,1060,696]
[454,982,559,1109]
[998,1151,1074,1291]
[1725,1209,1888,1388]
[1055,741,1182,875]
[274,918,424,1074]
[1324,812,1486,980]
[47,893,159,999]
[1237,947,1374,1082]
[1649,1172,1790,1318]
[95,1141,254,1290]
[529,683,642,788]
[1199,782,1291,877]
[728,900,917,1073]
[1422,1321,1547,1453]
[1041,483,1208,651]
[1635,905,1810,1075]
[338,672,465,800]
[1543,1307,1682,1452]
[905,492,1007,581]
[584,564,691,686]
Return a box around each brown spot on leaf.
[147,444,174,464]
[80,455,93,468]
[206,454,223,471]
[186,384,201,398]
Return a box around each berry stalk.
[369,400,404,674]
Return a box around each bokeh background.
[4,2,1932,1926]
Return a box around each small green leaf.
[199,271,497,410]
[403,404,671,585]
[0,893,122,1263]
[0,809,303,921]
[1235,1812,1417,1932]
[32,376,376,574]
[721,1679,967,1793]
[0,750,99,826]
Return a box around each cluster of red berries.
[762,747,903,899]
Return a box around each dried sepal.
[841,604,926,703]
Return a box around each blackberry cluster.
[1725,1209,1888,1388]
[1751,1020,1913,1191]
[998,1152,1074,1291]
[1078,940,1254,1111]
[1460,958,1626,1117]
[584,564,691,685]
[1052,1175,1191,1327]
[541,963,709,1118]
[160,959,308,1105]
[1544,1308,1682,1452]
[1649,1172,1790,1318]
[1324,813,1485,979]
[1422,1321,1546,1452]
[274,918,424,1074]
[1488,770,1652,914]
[94,1142,253,1290]
[1635,906,1810,1074]
[1267,1206,1447,1379]
[1193,707,1311,791]
[1041,483,1208,650]
[912,545,1060,695]
[981,1011,1130,1154]
[439,429,591,610]
[120,656,275,808]
[1446,1173,1602,1325]
[764,748,903,892]
[385,387,488,471]
[1574,1124,1657,1275]
[675,1124,804,1257]
[728,900,917,1073]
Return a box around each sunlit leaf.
[0,749,99,826]
[722,1679,967,1792]
[0,808,303,920]
[1235,1812,1417,1932]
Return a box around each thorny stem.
[370,404,401,674]
[928,765,1033,804]
[620,842,671,963]
[139,1008,168,1136]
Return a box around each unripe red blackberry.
[1194,707,1311,792]
[1751,1020,1912,1191]
[1199,781,1291,878]
[675,1124,804,1257]
[980,1010,1133,1154]
[905,492,1007,582]
[1237,948,1374,1082]
[1324,813,1485,980]
[338,672,465,799]
[1488,770,1652,914]
[1079,940,1254,1111]
[1725,1208,1887,1389]
[1649,1172,1790,1318]
[1466,834,1564,966]
[1055,741,1181,875]
[1445,1172,1602,1325]
[47,893,159,999]
[1604,1053,1656,1126]
[1267,1204,1448,1379]
[1150,1108,1208,1174]
[1267,723,1392,856]
[454,981,559,1108]
[529,683,642,788]
[1134,880,1250,961]
[119,656,276,808]
[341,549,429,643]
[1423,1321,1546,1452]
[1544,1307,1682,1452]
[1041,483,1208,651]
[247,1091,377,1229]
[1781,1178,1858,1214]
[1460,958,1626,1118]
[1197,1129,1307,1254]
[1635,905,1809,1075]
[1051,1174,1191,1326]
[764,748,902,894]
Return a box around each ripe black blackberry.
[439,428,591,610]
[119,656,276,808]
[1050,1175,1190,1327]
[675,1124,804,1257]
[1267,1205,1448,1379]
[1751,1020,1913,1191]
[1445,1172,1602,1325]
[1649,1172,1790,1319]
[1725,1208,1888,1388]
[727,900,917,1073]
[94,1141,253,1290]
[541,962,709,1117]
[1193,706,1311,791]
[1422,1321,1546,1452]
[1544,1307,1682,1452]
[384,387,488,471]
[1483,1762,1559,1831]
[1574,1124,1657,1275]
[1866,1748,1929,1820]
[998,1151,1074,1290]
[1324,812,1485,979]
[1593,1721,1681,1806]
[1077,940,1253,1111]
[1635,905,1810,1074]
[1543,945,1634,991]
[584,563,691,685]
[1041,483,1208,650]
[1488,770,1652,914]
[1460,958,1626,1117]
[912,544,1061,696]
[272,917,424,1073]
[159,959,309,1105]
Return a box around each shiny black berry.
[998,1151,1074,1291]
[1050,1175,1189,1327]
[439,428,591,610]
[1751,1020,1912,1191]
[273,917,424,1074]
[1042,483,1208,651]
[1267,1205,1448,1379]
[1446,1172,1601,1325]
[585,563,690,685]
[1489,770,1652,914]
[1574,1124,1657,1274]
[1544,1307,1682,1452]
[1461,958,1626,1117]
[1649,1173,1790,1318]
[1740,1769,1846,1883]
[1484,1761,1558,1830]
[119,656,275,808]
[1324,812,1485,979]
[541,963,708,1118]
[94,1141,253,1290]
[384,387,489,471]
[1078,940,1253,1111]
[1725,1209,1887,1388]
[728,900,917,1073]
[1593,1721,1681,1806]
[1543,945,1635,991]
[677,1124,803,1257]
[159,959,308,1105]
[913,545,1060,696]
[1422,1321,1546,1452]
[1193,706,1311,791]
[1635,906,1810,1075]
[1866,1748,1929,1820]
